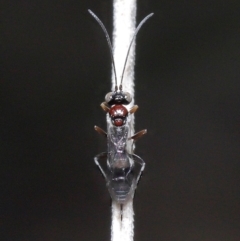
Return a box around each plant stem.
[111,0,136,241]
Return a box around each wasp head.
[105,91,132,106]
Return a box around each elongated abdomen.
[110,179,133,203]
[107,166,135,204]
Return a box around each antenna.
[88,9,118,91]
[119,13,154,89]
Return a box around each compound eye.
[105,92,114,103]
[124,92,132,104]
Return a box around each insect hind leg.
[131,154,146,184]
[94,152,109,179]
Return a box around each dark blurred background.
[1,0,240,240]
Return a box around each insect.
[89,10,153,204]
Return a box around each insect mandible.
[89,9,153,204]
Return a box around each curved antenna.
[120,13,154,90]
[88,9,118,91]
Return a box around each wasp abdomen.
[108,168,135,203]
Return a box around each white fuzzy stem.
[112,0,136,107]
[121,201,134,240]
[111,0,136,241]
[111,201,122,241]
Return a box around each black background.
[1,0,240,240]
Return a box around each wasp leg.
[129,129,147,141]
[94,125,107,137]
[94,152,109,179]
[129,105,138,114]
[100,102,110,112]
[132,154,145,183]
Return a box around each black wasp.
[89,10,153,204]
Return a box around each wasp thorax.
[109,104,128,126]
[105,91,132,106]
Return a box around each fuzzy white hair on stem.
[89,0,153,240]
[111,1,136,240]
[111,1,153,241]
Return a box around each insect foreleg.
[129,105,139,114]
[100,102,110,112]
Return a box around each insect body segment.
[89,9,153,204]
[95,115,145,203]
[104,89,131,127]
[109,104,128,126]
